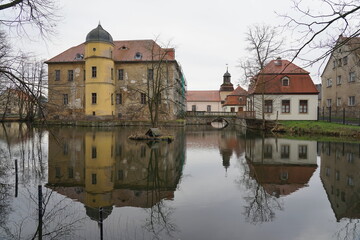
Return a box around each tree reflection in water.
[143,141,177,239]
[0,123,85,239]
[239,136,319,224]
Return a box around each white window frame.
[348,96,355,106]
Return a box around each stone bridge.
[185,111,255,127]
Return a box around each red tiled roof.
[223,86,248,106]
[186,90,221,102]
[249,164,317,196]
[229,86,248,96]
[223,95,246,106]
[250,59,318,94]
[46,40,175,63]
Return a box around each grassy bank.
[276,120,360,139]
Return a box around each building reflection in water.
[46,127,185,224]
[245,137,318,197]
[241,137,318,224]
[185,125,245,174]
[319,142,360,222]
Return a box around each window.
[117,170,124,180]
[147,69,154,81]
[92,66,97,78]
[282,77,289,86]
[111,93,114,105]
[299,100,308,113]
[336,75,342,85]
[134,52,142,59]
[116,144,122,156]
[338,58,342,67]
[83,70,86,81]
[63,94,68,105]
[111,68,114,80]
[68,70,74,81]
[207,105,211,112]
[92,93,97,104]
[91,146,97,159]
[298,145,308,159]
[68,168,74,179]
[335,171,340,181]
[55,167,61,178]
[326,99,332,107]
[141,93,146,104]
[343,56,348,65]
[347,152,354,163]
[333,60,337,68]
[116,93,122,104]
[348,96,355,106]
[231,107,235,112]
[264,100,273,113]
[281,145,290,159]
[92,174,97,184]
[192,105,196,111]
[55,70,60,81]
[118,69,124,80]
[327,78,332,86]
[264,144,272,159]
[337,98,342,107]
[347,176,354,186]
[282,100,290,113]
[349,72,356,82]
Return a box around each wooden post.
[343,108,345,125]
[99,207,103,240]
[329,106,332,122]
[38,185,42,240]
[15,159,18,198]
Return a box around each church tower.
[84,24,115,118]
[219,67,234,102]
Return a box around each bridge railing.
[186,111,237,117]
[237,111,255,119]
[186,111,256,118]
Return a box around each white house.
[248,58,319,120]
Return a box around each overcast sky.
[14,0,325,90]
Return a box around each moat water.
[0,123,359,240]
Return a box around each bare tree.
[0,0,58,38]
[239,24,284,86]
[239,24,284,129]
[281,0,360,67]
[125,39,185,127]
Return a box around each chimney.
[274,57,282,66]
[165,48,175,59]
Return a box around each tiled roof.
[186,90,221,102]
[259,59,309,75]
[250,59,318,94]
[223,86,247,106]
[223,95,246,106]
[229,86,248,96]
[249,164,317,196]
[46,40,175,63]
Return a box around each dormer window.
[134,52,142,59]
[282,77,289,86]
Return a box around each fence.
[318,107,360,125]
[186,111,255,119]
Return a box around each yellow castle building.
[46,24,186,121]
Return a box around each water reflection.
[242,137,318,224]
[46,127,185,238]
[2,123,360,239]
[319,142,360,220]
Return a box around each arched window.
[282,77,290,86]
